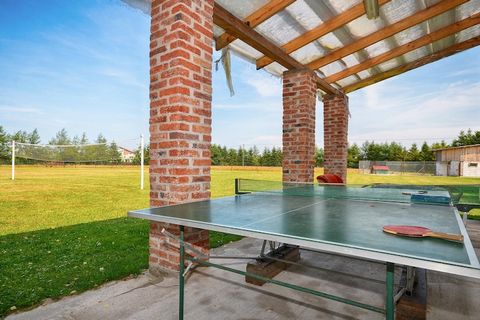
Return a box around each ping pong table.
[128,179,480,320]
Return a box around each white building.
[118,147,136,163]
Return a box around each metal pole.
[140,134,144,190]
[179,226,185,320]
[234,178,239,195]
[242,144,245,166]
[11,140,15,180]
[190,257,385,314]
[386,262,395,320]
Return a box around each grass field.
[1,165,480,317]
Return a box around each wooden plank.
[307,0,468,70]
[256,0,391,69]
[466,220,480,249]
[215,0,295,50]
[396,268,427,320]
[214,3,303,70]
[246,245,300,286]
[213,3,340,95]
[344,36,480,93]
[326,12,480,83]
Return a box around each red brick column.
[148,0,213,273]
[323,94,349,183]
[282,69,317,183]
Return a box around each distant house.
[433,145,480,177]
[118,147,136,163]
[371,165,389,174]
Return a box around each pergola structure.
[124,0,480,273]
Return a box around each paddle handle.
[427,231,464,242]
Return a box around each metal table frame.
[176,225,406,320]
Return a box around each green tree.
[225,148,239,165]
[49,129,71,145]
[361,141,388,161]
[28,129,41,144]
[109,142,122,163]
[347,144,361,168]
[72,135,80,145]
[0,126,10,162]
[11,130,29,143]
[95,134,107,144]
[406,143,421,161]
[315,148,324,167]
[420,142,434,161]
[250,146,260,166]
[211,144,224,165]
[80,132,89,144]
[431,140,449,150]
[452,129,480,146]
[271,147,282,166]
[388,142,406,161]
[92,134,109,163]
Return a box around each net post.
[235,178,240,195]
[11,140,15,180]
[140,134,145,190]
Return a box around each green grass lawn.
[1,165,479,317]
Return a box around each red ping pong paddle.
[383,225,464,243]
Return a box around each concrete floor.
[7,237,480,320]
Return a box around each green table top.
[129,184,480,277]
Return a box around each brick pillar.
[148,0,213,273]
[323,94,349,183]
[282,69,317,183]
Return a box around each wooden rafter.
[326,12,480,83]
[306,0,468,70]
[215,0,295,51]
[256,0,391,70]
[213,3,340,95]
[343,36,480,93]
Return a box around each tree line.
[0,127,123,164]
[1,126,480,167]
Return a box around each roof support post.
[282,69,317,183]
[148,0,212,273]
[323,94,349,183]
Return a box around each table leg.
[406,266,415,295]
[386,262,394,320]
[179,226,185,320]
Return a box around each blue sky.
[1,0,479,149]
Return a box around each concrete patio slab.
[7,237,480,320]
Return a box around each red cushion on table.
[316,174,344,184]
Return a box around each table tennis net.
[236,179,455,206]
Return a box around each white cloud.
[347,80,480,146]
[213,101,280,111]
[98,68,147,89]
[242,71,281,97]
[363,82,383,110]
[0,105,43,114]
[244,135,282,148]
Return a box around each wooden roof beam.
[306,0,468,70]
[256,0,391,70]
[215,0,295,51]
[326,12,480,83]
[213,3,340,95]
[343,36,480,93]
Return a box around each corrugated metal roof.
[124,0,480,94]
